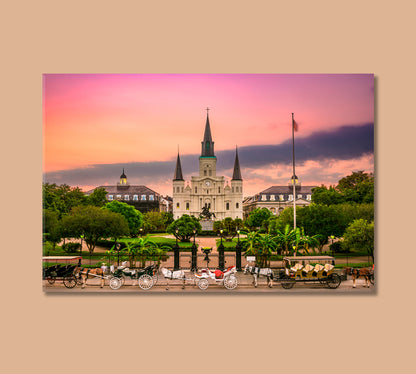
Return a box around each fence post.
[235,241,242,271]
[218,243,225,271]
[173,244,180,271]
[191,243,198,271]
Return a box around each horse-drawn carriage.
[194,266,238,290]
[278,256,342,289]
[42,256,81,289]
[110,262,158,290]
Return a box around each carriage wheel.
[47,277,56,285]
[281,276,296,289]
[197,278,209,290]
[318,277,326,285]
[109,277,122,290]
[138,274,153,290]
[119,274,126,286]
[326,273,341,289]
[224,276,238,290]
[63,276,77,289]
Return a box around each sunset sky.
[43,74,374,197]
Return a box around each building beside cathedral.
[172,112,243,221]
[242,175,317,219]
[85,169,171,213]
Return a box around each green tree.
[299,228,320,254]
[42,183,87,218]
[61,205,129,254]
[311,185,344,205]
[43,208,62,250]
[167,215,202,242]
[143,211,173,233]
[273,224,298,255]
[104,200,143,237]
[245,208,272,231]
[213,217,243,241]
[86,187,108,207]
[342,219,374,262]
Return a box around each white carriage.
[194,266,238,290]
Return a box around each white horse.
[244,264,274,288]
[160,268,186,290]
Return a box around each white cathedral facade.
[172,112,243,221]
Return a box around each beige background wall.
[3,1,415,373]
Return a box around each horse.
[74,264,105,288]
[160,268,186,290]
[244,264,274,288]
[345,267,373,288]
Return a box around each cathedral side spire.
[201,108,215,157]
[232,146,242,180]
[173,152,184,181]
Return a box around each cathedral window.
[176,202,180,208]
[195,187,198,193]
[133,195,138,201]
[236,203,239,209]
[124,195,129,200]
[209,170,212,176]
[149,195,154,201]
[186,202,189,210]
[141,195,146,200]
[204,170,207,176]
[226,202,230,210]
[218,187,220,193]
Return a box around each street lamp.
[330,235,335,257]
[191,228,197,271]
[293,245,296,257]
[139,228,143,237]
[218,229,225,270]
[115,242,122,267]
[236,229,242,271]
[80,234,84,256]
[174,227,179,270]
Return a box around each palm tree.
[274,224,297,255]
[299,228,320,254]
[257,234,278,267]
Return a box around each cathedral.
[172,111,243,221]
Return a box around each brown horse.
[345,267,373,288]
[75,266,105,288]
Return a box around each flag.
[293,119,298,132]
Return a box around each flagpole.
[292,113,296,230]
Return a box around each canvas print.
[42,74,374,293]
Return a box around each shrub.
[61,242,81,253]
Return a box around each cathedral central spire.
[173,152,184,181]
[201,108,215,157]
